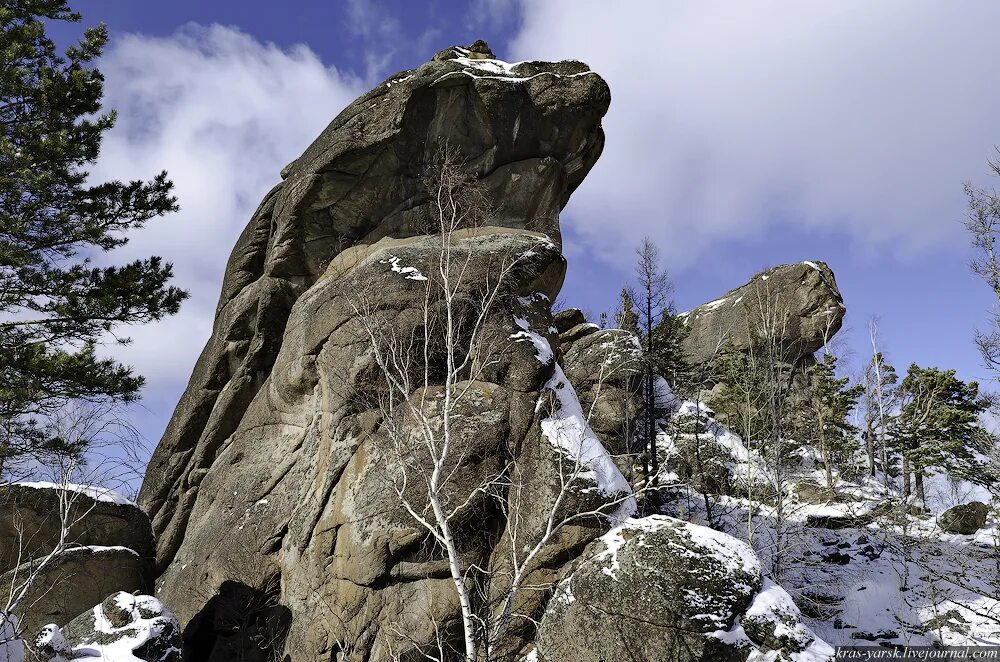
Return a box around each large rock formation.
[139,42,617,661]
[0,483,155,635]
[139,39,608,571]
[138,42,834,662]
[679,261,845,367]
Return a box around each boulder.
[138,41,619,661]
[793,480,860,506]
[0,483,155,635]
[2,548,147,636]
[679,261,845,367]
[558,321,601,344]
[937,501,990,535]
[32,592,182,662]
[535,516,833,662]
[552,307,586,334]
[0,483,154,574]
[559,327,642,454]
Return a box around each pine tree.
[711,339,768,450]
[891,364,987,504]
[632,238,673,496]
[0,1,186,471]
[798,353,862,488]
[614,287,638,334]
[652,306,692,393]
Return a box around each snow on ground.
[1,614,24,662]
[921,470,993,516]
[680,488,1000,648]
[654,390,1000,648]
[11,481,133,506]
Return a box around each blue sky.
[60,1,1000,457]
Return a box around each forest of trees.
[605,232,997,524]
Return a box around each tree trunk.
[864,424,876,477]
[914,469,926,505]
[901,456,911,497]
[693,401,713,526]
[645,291,658,490]
[818,411,833,489]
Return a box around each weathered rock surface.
[138,42,622,661]
[559,326,642,454]
[938,501,990,534]
[139,39,609,573]
[3,548,147,637]
[32,592,182,662]
[535,516,833,662]
[551,307,586,334]
[0,483,155,635]
[679,261,845,367]
[0,483,154,573]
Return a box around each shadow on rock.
[183,580,292,662]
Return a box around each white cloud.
[508,0,1000,266]
[466,0,520,32]
[90,24,364,400]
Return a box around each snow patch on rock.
[379,254,427,281]
[540,364,636,523]
[511,317,554,364]
[11,481,133,506]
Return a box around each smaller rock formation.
[938,501,990,535]
[4,548,147,638]
[534,515,833,662]
[0,483,155,634]
[552,307,587,334]
[679,261,845,367]
[558,320,642,455]
[32,592,182,662]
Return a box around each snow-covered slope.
[653,386,1000,648]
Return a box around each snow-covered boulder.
[31,592,182,662]
[535,516,833,662]
[937,501,990,534]
[738,579,835,661]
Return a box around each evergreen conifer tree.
[1,1,186,471]
[891,364,986,503]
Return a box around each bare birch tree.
[2,401,143,654]
[965,151,1000,376]
[346,150,648,661]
